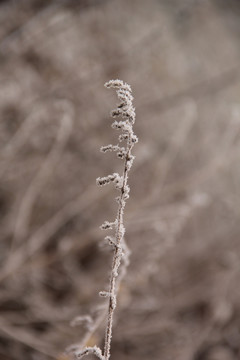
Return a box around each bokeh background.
[1,0,240,359]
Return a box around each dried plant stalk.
[72,80,137,360]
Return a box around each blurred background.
[1,0,240,359]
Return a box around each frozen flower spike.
[69,80,137,360]
[105,79,136,124]
[99,80,137,360]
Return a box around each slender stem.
[72,80,137,360]
[103,145,133,360]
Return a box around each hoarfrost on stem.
[69,80,137,360]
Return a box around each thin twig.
[71,80,137,360]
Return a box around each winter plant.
[70,80,137,359]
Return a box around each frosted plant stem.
[104,145,133,360]
[69,80,137,360]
